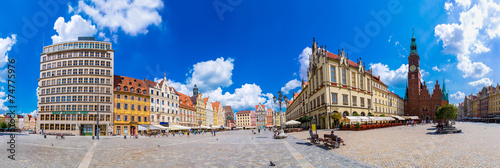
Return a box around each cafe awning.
[170,125,190,130]
[402,116,420,120]
[138,125,149,131]
[153,125,169,130]
[391,115,405,120]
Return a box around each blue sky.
[1,0,499,116]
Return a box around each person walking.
[258,128,260,134]
[187,131,190,138]
[214,129,216,136]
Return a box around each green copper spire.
[410,28,418,54]
[441,79,449,101]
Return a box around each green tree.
[379,114,386,117]
[330,113,342,128]
[353,113,360,116]
[368,113,375,116]
[436,104,458,127]
[0,122,7,129]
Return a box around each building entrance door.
[130,126,136,136]
[81,125,93,136]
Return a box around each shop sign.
[51,111,89,114]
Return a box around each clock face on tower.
[410,65,416,72]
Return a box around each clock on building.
[410,65,416,72]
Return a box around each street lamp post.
[198,120,202,133]
[273,90,288,129]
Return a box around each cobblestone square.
[1,122,498,167]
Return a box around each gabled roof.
[176,91,195,108]
[114,75,150,96]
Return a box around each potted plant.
[355,123,360,130]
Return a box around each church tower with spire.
[404,29,449,121]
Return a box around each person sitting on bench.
[330,131,345,145]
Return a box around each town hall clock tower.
[404,28,449,120]
[406,29,421,116]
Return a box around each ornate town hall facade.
[404,30,449,121]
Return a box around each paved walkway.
[0,130,369,167]
[289,122,500,168]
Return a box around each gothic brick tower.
[405,28,422,116]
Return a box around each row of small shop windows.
[41,77,111,87]
[43,42,111,53]
[39,114,111,121]
[42,59,111,70]
[40,105,111,112]
[41,69,111,78]
[40,96,111,103]
[40,86,111,95]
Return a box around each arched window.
[124,86,128,91]
[130,87,134,92]
[116,86,121,90]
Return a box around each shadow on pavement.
[295,142,335,151]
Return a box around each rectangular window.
[330,66,336,83]
[343,94,348,105]
[332,93,338,104]
[342,68,346,85]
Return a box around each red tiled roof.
[327,52,371,74]
[236,110,251,115]
[176,91,195,108]
[255,104,265,111]
[114,75,149,96]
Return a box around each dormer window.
[116,86,121,90]
[131,88,134,92]
[129,82,132,85]
[124,86,128,91]
[138,84,141,87]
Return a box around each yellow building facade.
[488,86,500,115]
[372,76,388,116]
[113,75,150,135]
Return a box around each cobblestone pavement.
[289,122,500,168]
[1,129,368,168]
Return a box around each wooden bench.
[323,134,340,148]
[55,134,65,139]
[307,134,322,144]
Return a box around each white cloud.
[456,54,491,78]
[468,77,493,87]
[445,2,453,11]
[188,57,234,92]
[205,84,270,111]
[427,81,434,84]
[388,35,392,42]
[298,47,311,80]
[77,0,164,36]
[395,41,400,46]
[167,57,234,95]
[432,66,445,72]
[68,4,74,13]
[51,15,97,44]
[0,34,16,69]
[0,91,8,111]
[281,79,301,94]
[451,91,466,99]
[456,0,472,8]
[370,63,408,89]
[22,110,37,117]
[434,0,500,78]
